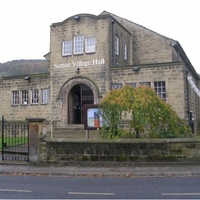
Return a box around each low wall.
[39,137,200,164]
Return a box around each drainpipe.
[110,19,115,90]
[111,19,115,67]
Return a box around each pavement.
[0,160,200,178]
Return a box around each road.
[0,174,200,199]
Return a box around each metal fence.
[1,115,29,161]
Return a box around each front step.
[49,124,101,139]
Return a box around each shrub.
[99,85,192,139]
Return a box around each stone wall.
[39,137,200,164]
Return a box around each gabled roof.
[100,10,176,42]
[100,11,199,78]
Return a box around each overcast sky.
[0,0,199,73]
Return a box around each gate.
[80,84,94,123]
[1,115,29,161]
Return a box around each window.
[115,36,119,55]
[85,37,96,53]
[12,90,19,105]
[74,35,84,54]
[21,90,29,105]
[41,88,49,104]
[154,81,166,100]
[10,88,50,106]
[139,82,151,87]
[62,40,72,56]
[62,35,97,56]
[31,89,39,104]
[111,83,123,90]
[126,82,136,88]
[123,42,127,60]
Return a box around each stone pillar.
[26,118,45,165]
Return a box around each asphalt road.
[1,174,200,199]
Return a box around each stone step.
[48,124,101,139]
[54,124,84,129]
[53,125,85,134]
[50,131,100,139]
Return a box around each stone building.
[0,11,199,133]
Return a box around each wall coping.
[44,137,200,144]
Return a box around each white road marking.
[68,191,114,196]
[0,189,32,193]
[162,192,200,196]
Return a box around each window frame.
[11,90,20,105]
[62,40,72,56]
[85,36,96,53]
[123,42,127,60]
[126,82,136,88]
[139,82,151,87]
[111,83,123,90]
[31,89,39,104]
[154,81,166,100]
[21,90,29,105]
[74,35,84,55]
[115,36,119,55]
[41,88,49,104]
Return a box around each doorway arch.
[69,84,94,124]
[59,77,100,125]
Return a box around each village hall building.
[0,11,200,134]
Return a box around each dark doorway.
[69,84,94,124]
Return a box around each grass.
[0,136,28,149]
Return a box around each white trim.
[187,75,200,97]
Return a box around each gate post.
[1,115,4,161]
[26,118,45,165]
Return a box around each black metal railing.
[1,115,29,161]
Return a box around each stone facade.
[0,11,199,133]
[0,74,51,121]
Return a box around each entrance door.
[69,84,94,124]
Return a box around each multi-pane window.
[62,40,72,56]
[12,90,19,105]
[115,36,119,55]
[74,35,84,54]
[31,89,39,104]
[41,88,49,104]
[111,83,123,90]
[21,90,29,105]
[123,42,127,60]
[154,81,166,100]
[85,37,96,53]
[139,82,151,87]
[62,36,97,56]
[126,82,136,88]
[10,88,49,106]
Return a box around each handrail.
[49,109,63,138]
